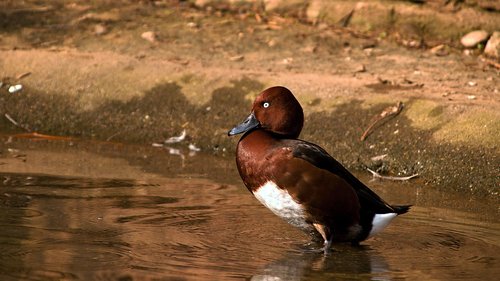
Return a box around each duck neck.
[238,129,278,153]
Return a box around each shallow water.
[0,136,498,281]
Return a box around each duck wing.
[287,140,410,215]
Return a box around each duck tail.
[393,205,412,215]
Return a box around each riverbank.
[0,0,498,196]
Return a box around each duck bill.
[228,112,260,136]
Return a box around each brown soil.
[0,1,498,196]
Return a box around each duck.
[228,86,411,251]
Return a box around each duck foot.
[299,240,334,255]
[299,241,333,254]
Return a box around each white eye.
[263,102,270,108]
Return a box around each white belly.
[253,181,310,230]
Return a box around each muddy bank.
[0,1,498,196]
[1,77,498,197]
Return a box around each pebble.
[354,64,366,73]
[484,31,500,59]
[187,22,198,28]
[8,84,23,93]
[229,55,244,61]
[467,81,477,87]
[194,0,210,8]
[306,0,322,24]
[188,144,201,152]
[370,154,388,161]
[463,49,474,56]
[141,31,157,43]
[467,95,476,100]
[301,45,316,53]
[460,30,489,48]
[430,44,448,56]
[94,24,107,35]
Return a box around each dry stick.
[4,114,74,140]
[15,72,31,80]
[106,131,123,142]
[13,132,73,141]
[4,113,31,132]
[360,101,404,141]
[483,58,500,69]
[338,9,354,27]
[367,168,419,181]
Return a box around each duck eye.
[263,102,270,108]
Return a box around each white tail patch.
[369,213,397,237]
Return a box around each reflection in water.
[0,138,499,280]
[251,245,390,281]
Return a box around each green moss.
[435,110,500,150]
[406,100,447,130]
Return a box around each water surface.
[0,137,498,280]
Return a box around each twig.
[482,58,500,69]
[337,9,355,27]
[16,72,31,80]
[106,131,123,142]
[4,113,31,132]
[367,168,419,181]
[360,101,404,141]
[12,132,72,141]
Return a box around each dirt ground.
[0,0,498,196]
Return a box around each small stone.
[467,95,476,100]
[94,24,107,35]
[354,64,366,73]
[468,81,477,87]
[187,22,198,28]
[370,154,388,161]
[8,84,22,93]
[301,45,316,53]
[363,48,373,56]
[430,44,448,56]
[194,0,210,8]
[463,49,474,56]
[306,0,322,24]
[484,31,500,59]
[461,30,490,48]
[229,55,244,61]
[188,144,201,152]
[141,31,157,43]
[317,23,329,30]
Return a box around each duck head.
[228,86,304,138]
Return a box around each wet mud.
[1,77,498,197]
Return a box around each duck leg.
[313,223,333,254]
